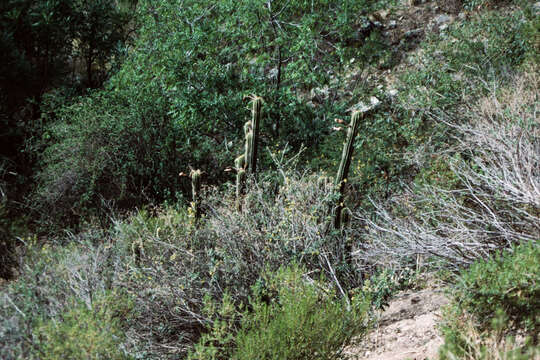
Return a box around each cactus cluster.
[235,154,246,211]
[235,96,262,211]
[334,110,362,229]
[247,96,262,175]
[191,169,202,223]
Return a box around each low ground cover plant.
[440,241,540,359]
[190,265,371,360]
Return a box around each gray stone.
[434,14,452,26]
[387,20,397,29]
[267,67,278,80]
[533,2,540,15]
[387,89,399,97]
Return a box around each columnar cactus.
[245,130,253,170]
[244,121,251,135]
[334,110,362,229]
[317,175,330,191]
[247,96,262,176]
[235,96,262,211]
[191,169,202,223]
[340,207,351,229]
[235,155,246,211]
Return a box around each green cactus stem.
[245,130,253,171]
[340,207,351,229]
[191,169,202,223]
[334,111,362,229]
[235,154,246,211]
[248,96,262,176]
[235,154,245,170]
[236,169,246,211]
[244,121,251,135]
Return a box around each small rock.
[310,86,330,102]
[387,20,397,29]
[267,67,278,80]
[440,23,449,31]
[411,296,421,304]
[370,96,381,107]
[534,2,540,15]
[387,89,399,97]
[434,14,452,26]
[458,12,467,20]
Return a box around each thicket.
[0,0,137,264]
[1,1,539,359]
[33,0,394,228]
[440,242,540,359]
[0,0,135,163]
[2,167,393,359]
[351,4,538,271]
[190,266,371,360]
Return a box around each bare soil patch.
[346,285,449,360]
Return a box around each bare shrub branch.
[353,72,539,270]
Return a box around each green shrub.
[0,169,15,279]
[440,242,540,359]
[34,0,396,228]
[108,169,364,358]
[0,235,120,360]
[323,7,532,214]
[363,267,422,310]
[190,265,371,360]
[32,290,133,360]
[455,242,539,332]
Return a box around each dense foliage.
[34,0,393,226]
[440,242,540,359]
[0,0,136,243]
[0,0,133,156]
[191,266,371,360]
[1,171,371,359]
[1,0,539,359]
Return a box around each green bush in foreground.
[440,242,540,359]
[32,290,133,360]
[190,266,371,360]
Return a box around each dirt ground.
[346,285,449,360]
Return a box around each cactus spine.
[191,169,202,223]
[334,111,362,229]
[247,96,262,176]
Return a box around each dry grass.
[442,314,540,360]
[353,69,539,270]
